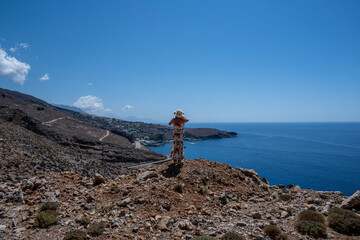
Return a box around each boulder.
[261,177,269,185]
[137,171,158,181]
[341,189,360,210]
[220,193,229,205]
[236,167,261,183]
[157,216,171,231]
[178,219,193,230]
[93,173,106,186]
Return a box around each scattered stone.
[0,225,6,233]
[55,190,60,197]
[280,211,289,218]
[178,220,192,230]
[134,195,146,204]
[252,212,262,219]
[236,221,247,227]
[86,195,95,203]
[158,216,171,231]
[220,193,229,205]
[7,190,23,203]
[14,227,26,234]
[119,197,131,207]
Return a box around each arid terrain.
[1,158,359,240]
[0,88,359,240]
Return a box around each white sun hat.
[174,109,184,117]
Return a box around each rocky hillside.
[1,158,359,240]
[0,88,166,168]
[56,106,237,146]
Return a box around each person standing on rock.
[169,109,189,164]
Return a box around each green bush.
[328,207,360,236]
[110,185,119,191]
[295,220,327,239]
[40,202,60,211]
[297,210,325,224]
[35,210,59,228]
[191,237,216,240]
[88,221,106,236]
[221,232,245,240]
[63,230,86,240]
[76,217,90,226]
[174,183,184,193]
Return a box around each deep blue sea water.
[149,123,360,196]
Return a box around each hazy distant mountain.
[122,115,161,124]
[102,113,161,124]
[52,104,86,114]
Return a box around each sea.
[149,122,360,196]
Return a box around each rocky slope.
[1,158,359,240]
[0,88,166,167]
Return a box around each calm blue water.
[149,123,360,196]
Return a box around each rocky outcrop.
[341,189,360,210]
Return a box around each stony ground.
[1,158,358,240]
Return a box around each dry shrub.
[63,230,86,240]
[297,210,325,224]
[174,183,184,193]
[278,194,291,201]
[76,217,90,226]
[88,221,106,236]
[264,224,288,240]
[35,210,59,228]
[221,231,245,240]
[191,237,216,240]
[40,202,60,211]
[328,207,360,236]
[295,220,327,239]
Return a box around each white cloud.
[122,105,133,112]
[88,82,93,86]
[73,95,111,113]
[40,73,49,81]
[19,43,29,49]
[8,43,29,53]
[0,48,30,85]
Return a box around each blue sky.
[0,0,359,122]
